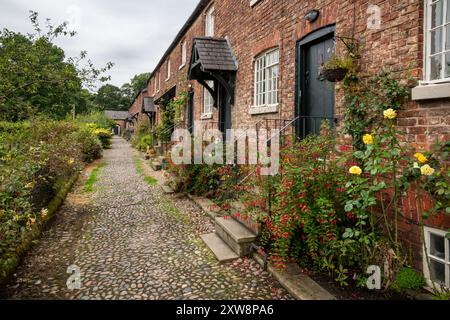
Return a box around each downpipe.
[249,243,268,271]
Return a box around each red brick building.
[129,0,450,287]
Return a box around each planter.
[322,67,348,82]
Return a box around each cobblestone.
[1,137,292,300]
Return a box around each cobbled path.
[1,137,292,300]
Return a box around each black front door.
[297,26,335,138]
[187,91,194,133]
[218,84,232,138]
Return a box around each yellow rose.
[25,182,35,189]
[420,165,435,176]
[363,134,374,145]
[349,166,363,175]
[383,108,397,120]
[414,153,427,164]
[27,217,36,229]
[40,208,49,218]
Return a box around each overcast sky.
[0,0,198,88]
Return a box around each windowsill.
[250,0,263,7]
[249,104,278,115]
[179,64,186,70]
[201,113,213,120]
[412,82,450,100]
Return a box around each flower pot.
[322,67,348,82]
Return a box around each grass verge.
[85,162,106,192]
[133,156,157,186]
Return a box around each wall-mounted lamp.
[305,10,320,23]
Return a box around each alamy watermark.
[171,128,280,176]
[66,264,82,290]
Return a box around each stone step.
[150,160,162,171]
[161,184,175,194]
[229,201,262,236]
[200,233,239,262]
[215,217,257,257]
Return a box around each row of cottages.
[129,0,450,287]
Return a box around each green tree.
[0,11,113,121]
[95,84,129,111]
[129,72,150,97]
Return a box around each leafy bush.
[77,111,116,130]
[392,267,426,292]
[0,118,105,283]
[73,127,103,162]
[133,134,153,152]
[93,128,112,149]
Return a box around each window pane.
[446,25,450,50]
[446,52,450,78]
[430,233,446,259]
[447,0,450,23]
[430,54,442,79]
[431,28,443,54]
[430,259,446,284]
[431,0,443,28]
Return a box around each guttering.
[145,0,212,86]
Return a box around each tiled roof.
[143,97,156,113]
[193,37,238,72]
[105,110,129,120]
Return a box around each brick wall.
[134,0,449,271]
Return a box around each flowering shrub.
[93,128,112,149]
[0,118,106,283]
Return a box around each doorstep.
[186,194,223,219]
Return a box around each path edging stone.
[252,252,336,300]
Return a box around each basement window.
[424,227,450,289]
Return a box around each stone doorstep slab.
[215,217,257,244]
[161,184,175,194]
[186,194,222,219]
[253,253,336,301]
[229,201,262,236]
[201,233,239,262]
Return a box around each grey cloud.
[0,0,198,87]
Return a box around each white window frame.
[202,80,214,119]
[157,72,161,92]
[205,6,215,37]
[180,41,187,69]
[165,60,171,81]
[423,0,450,84]
[423,226,450,290]
[252,48,280,109]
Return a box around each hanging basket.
[322,67,348,82]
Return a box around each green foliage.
[342,72,410,151]
[133,157,157,186]
[85,162,106,192]
[95,84,129,111]
[391,267,426,292]
[0,11,113,121]
[77,112,116,130]
[155,93,188,142]
[131,118,153,152]
[433,290,450,300]
[72,126,103,163]
[0,118,107,281]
